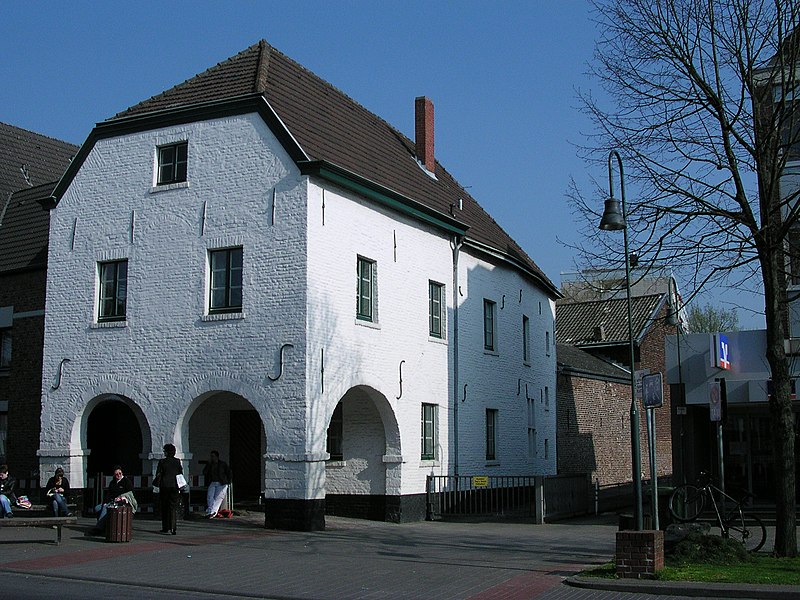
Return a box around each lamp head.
[599,198,625,231]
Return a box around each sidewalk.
[0,511,797,599]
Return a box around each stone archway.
[84,395,147,476]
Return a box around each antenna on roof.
[20,164,33,187]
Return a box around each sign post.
[642,372,663,530]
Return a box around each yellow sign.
[472,476,489,488]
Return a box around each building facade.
[37,41,559,529]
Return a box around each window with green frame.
[209,247,243,313]
[356,256,377,322]
[429,280,445,338]
[421,403,437,460]
[483,299,496,351]
[486,408,498,460]
[98,259,128,322]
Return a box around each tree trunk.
[762,249,798,557]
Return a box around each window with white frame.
[209,247,243,313]
[98,259,128,322]
[0,329,10,372]
[326,403,343,461]
[157,141,188,185]
[522,315,530,362]
[421,403,437,460]
[356,256,377,322]
[483,299,496,351]
[429,280,445,338]
[486,408,498,460]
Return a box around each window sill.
[355,318,380,330]
[428,335,447,345]
[91,320,128,329]
[150,181,189,194]
[483,349,499,357]
[326,460,347,468]
[420,459,440,468]
[202,312,245,322]
[485,460,500,467]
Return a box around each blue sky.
[0,1,765,329]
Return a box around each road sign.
[642,372,663,408]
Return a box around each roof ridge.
[254,39,271,94]
[0,122,79,150]
[112,42,264,119]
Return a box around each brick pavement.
[3,513,795,600]
[0,512,617,599]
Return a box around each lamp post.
[599,150,644,531]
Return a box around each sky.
[0,1,766,329]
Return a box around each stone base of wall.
[616,530,664,579]
[263,498,325,531]
[325,493,426,523]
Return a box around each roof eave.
[462,238,561,299]
[298,160,469,237]
[48,94,308,205]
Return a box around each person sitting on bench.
[0,464,16,518]
[45,467,73,517]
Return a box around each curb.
[566,576,800,599]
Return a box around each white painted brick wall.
[40,111,557,503]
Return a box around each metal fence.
[426,475,538,520]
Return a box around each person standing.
[202,450,232,518]
[0,464,16,518]
[45,467,72,516]
[154,444,183,535]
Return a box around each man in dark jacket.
[155,444,183,535]
[94,465,134,532]
[203,450,232,518]
[0,464,16,518]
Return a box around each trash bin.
[106,504,133,542]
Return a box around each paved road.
[0,512,795,599]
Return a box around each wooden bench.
[0,516,78,544]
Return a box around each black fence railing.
[426,475,537,520]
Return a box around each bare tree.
[571,0,800,555]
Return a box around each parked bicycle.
[668,472,767,552]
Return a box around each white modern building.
[37,41,559,529]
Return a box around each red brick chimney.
[415,96,435,172]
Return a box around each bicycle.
[668,472,767,552]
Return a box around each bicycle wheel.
[727,514,767,552]
[669,484,705,522]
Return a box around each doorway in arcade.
[187,392,265,504]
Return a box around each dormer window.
[157,141,188,185]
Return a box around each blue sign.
[716,334,730,370]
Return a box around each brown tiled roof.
[111,41,556,295]
[0,123,77,273]
[556,343,629,382]
[555,294,666,346]
[0,182,56,273]
[0,122,77,200]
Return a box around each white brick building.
[37,41,559,529]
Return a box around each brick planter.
[616,530,664,579]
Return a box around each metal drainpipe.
[452,235,464,477]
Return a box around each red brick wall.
[0,268,46,475]
[557,304,676,486]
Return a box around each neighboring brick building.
[556,272,683,498]
[36,41,560,529]
[0,123,77,475]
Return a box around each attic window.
[157,141,188,185]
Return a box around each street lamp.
[599,150,644,531]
